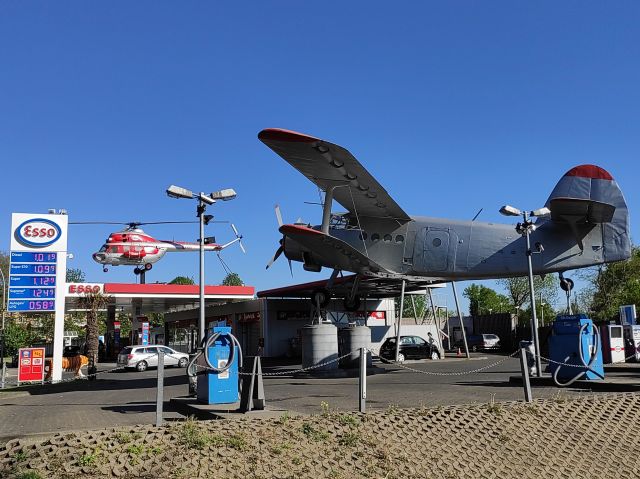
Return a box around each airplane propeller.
[266,204,293,276]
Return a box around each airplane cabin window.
[432,238,442,247]
[383,234,392,242]
[371,233,380,242]
[395,235,404,243]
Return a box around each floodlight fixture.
[531,207,551,217]
[166,185,194,199]
[499,205,522,217]
[210,188,237,201]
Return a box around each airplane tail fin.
[544,165,630,262]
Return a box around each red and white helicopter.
[79,221,245,274]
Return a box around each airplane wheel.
[344,296,361,312]
[311,288,331,308]
[133,267,141,275]
[144,263,153,271]
[103,267,108,273]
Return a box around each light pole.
[0,266,7,388]
[500,205,550,377]
[166,186,237,349]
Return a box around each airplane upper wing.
[259,128,411,223]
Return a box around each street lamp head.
[210,188,237,201]
[166,185,194,199]
[531,207,551,218]
[499,205,522,217]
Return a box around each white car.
[117,345,189,372]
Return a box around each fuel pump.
[601,324,625,364]
[548,314,604,387]
[623,325,640,362]
[188,325,243,405]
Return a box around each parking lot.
[2,353,640,442]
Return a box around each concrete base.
[170,396,291,420]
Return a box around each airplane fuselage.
[289,213,621,281]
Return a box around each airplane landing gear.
[134,267,142,275]
[311,288,331,309]
[559,272,574,314]
[144,263,153,271]
[343,296,361,312]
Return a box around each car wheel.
[136,361,148,372]
[430,350,440,360]
[178,357,188,368]
[396,352,406,363]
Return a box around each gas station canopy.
[65,283,255,313]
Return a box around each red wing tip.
[258,128,319,143]
[565,165,613,181]
[279,224,322,235]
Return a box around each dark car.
[454,334,501,352]
[379,335,440,362]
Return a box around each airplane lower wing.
[280,224,388,275]
[280,224,446,282]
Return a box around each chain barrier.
[373,349,522,376]
[191,351,356,377]
[537,351,639,369]
[1,353,160,389]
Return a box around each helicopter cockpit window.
[110,246,118,253]
[99,246,107,252]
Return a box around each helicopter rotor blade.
[230,224,246,254]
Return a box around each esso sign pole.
[9,213,68,382]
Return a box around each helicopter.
[72,221,245,275]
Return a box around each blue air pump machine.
[548,314,605,387]
[188,325,243,405]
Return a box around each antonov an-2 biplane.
[260,128,630,310]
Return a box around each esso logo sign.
[15,218,62,248]
[68,284,103,295]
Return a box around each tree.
[77,291,110,378]
[3,322,38,356]
[222,273,243,286]
[588,247,640,321]
[66,268,86,283]
[496,275,559,317]
[169,276,195,285]
[463,284,511,316]
[0,251,9,305]
[394,294,429,322]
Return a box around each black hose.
[187,331,243,377]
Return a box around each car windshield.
[120,347,132,354]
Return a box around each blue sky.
[1,2,639,313]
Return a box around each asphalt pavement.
[2,354,640,442]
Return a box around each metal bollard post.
[1,362,6,389]
[359,347,367,413]
[519,347,532,403]
[156,351,164,427]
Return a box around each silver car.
[117,345,189,372]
